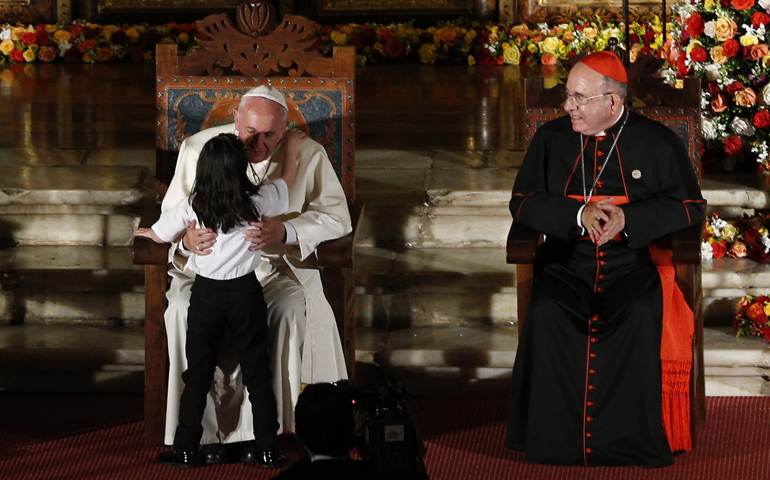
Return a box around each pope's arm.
[285,141,352,261]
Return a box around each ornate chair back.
[133,1,358,446]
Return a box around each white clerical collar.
[594,106,626,137]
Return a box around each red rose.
[685,13,705,37]
[753,110,770,128]
[129,45,145,63]
[727,81,744,94]
[707,81,721,96]
[10,49,24,62]
[644,30,656,44]
[763,325,770,340]
[722,38,740,58]
[720,0,731,6]
[731,0,756,10]
[752,11,770,28]
[629,33,640,44]
[690,45,709,63]
[21,32,37,45]
[712,241,727,258]
[676,52,691,76]
[725,136,744,156]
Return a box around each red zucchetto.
[578,51,628,84]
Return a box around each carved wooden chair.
[133,2,359,446]
[506,73,706,438]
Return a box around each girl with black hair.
[135,130,305,468]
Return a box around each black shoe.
[240,442,290,468]
[201,443,234,465]
[158,450,200,468]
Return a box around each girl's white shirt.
[151,178,289,280]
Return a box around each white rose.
[701,117,718,140]
[0,28,10,41]
[763,83,770,106]
[760,0,770,9]
[731,116,756,137]
[703,21,716,38]
[703,63,722,81]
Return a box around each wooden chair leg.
[144,264,168,447]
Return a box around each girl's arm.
[280,128,307,188]
[134,227,165,244]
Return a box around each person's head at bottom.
[295,382,355,457]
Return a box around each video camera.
[336,379,429,480]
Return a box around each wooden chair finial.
[236,1,277,38]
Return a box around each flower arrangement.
[701,212,770,261]
[311,17,667,67]
[669,0,770,172]
[733,295,770,339]
[0,21,198,64]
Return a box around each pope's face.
[233,97,289,163]
[564,63,621,136]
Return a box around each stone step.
[0,153,152,246]
[355,246,770,328]
[0,245,145,326]
[1,324,766,396]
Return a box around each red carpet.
[1,393,768,479]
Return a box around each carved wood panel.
[0,0,57,23]
[518,0,667,24]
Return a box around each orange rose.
[734,87,757,107]
[746,301,767,324]
[541,53,557,65]
[37,45,56,62]
[731,0,756,10]
[96,47,113,62]
[439,28,457,43]
[77,39,95,53]
[729,241,748,258]
[711,92,730,113]
[748,44,769,60]
[714,17,738,42]
[712,241,727,258]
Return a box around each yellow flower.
[503,45,520,65]
[711,45,728,64]
[686,39,703,55]
[763,303,770,316]
[373,42,384,54]
[704,0,717,11]
[330,30,347,45]
[44,24,58,33]
[418,43,437,64]
[763,52,770,68]
[595,39,607,51]
[602,28,621,41]
[0,40,14,56]
[125,28,140,41]
[178,32,189,43]
[539,36,559,55]
[83,52,95,63]
[11,26,26,41]
[583,27,597,41]
[465,30,476,43]
[527,43,538,54]
[22,48,36,62]
[714,17,738,42]
[467,55,475,66]
[52,29,72,44]
[740,35,759,47]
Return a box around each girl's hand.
[283,128,308,157]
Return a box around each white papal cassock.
[161,123,351,445]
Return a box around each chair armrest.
[133,198,169,266]
[671,223,704,265]
[317,202,364,269]
[506,222,541,265]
